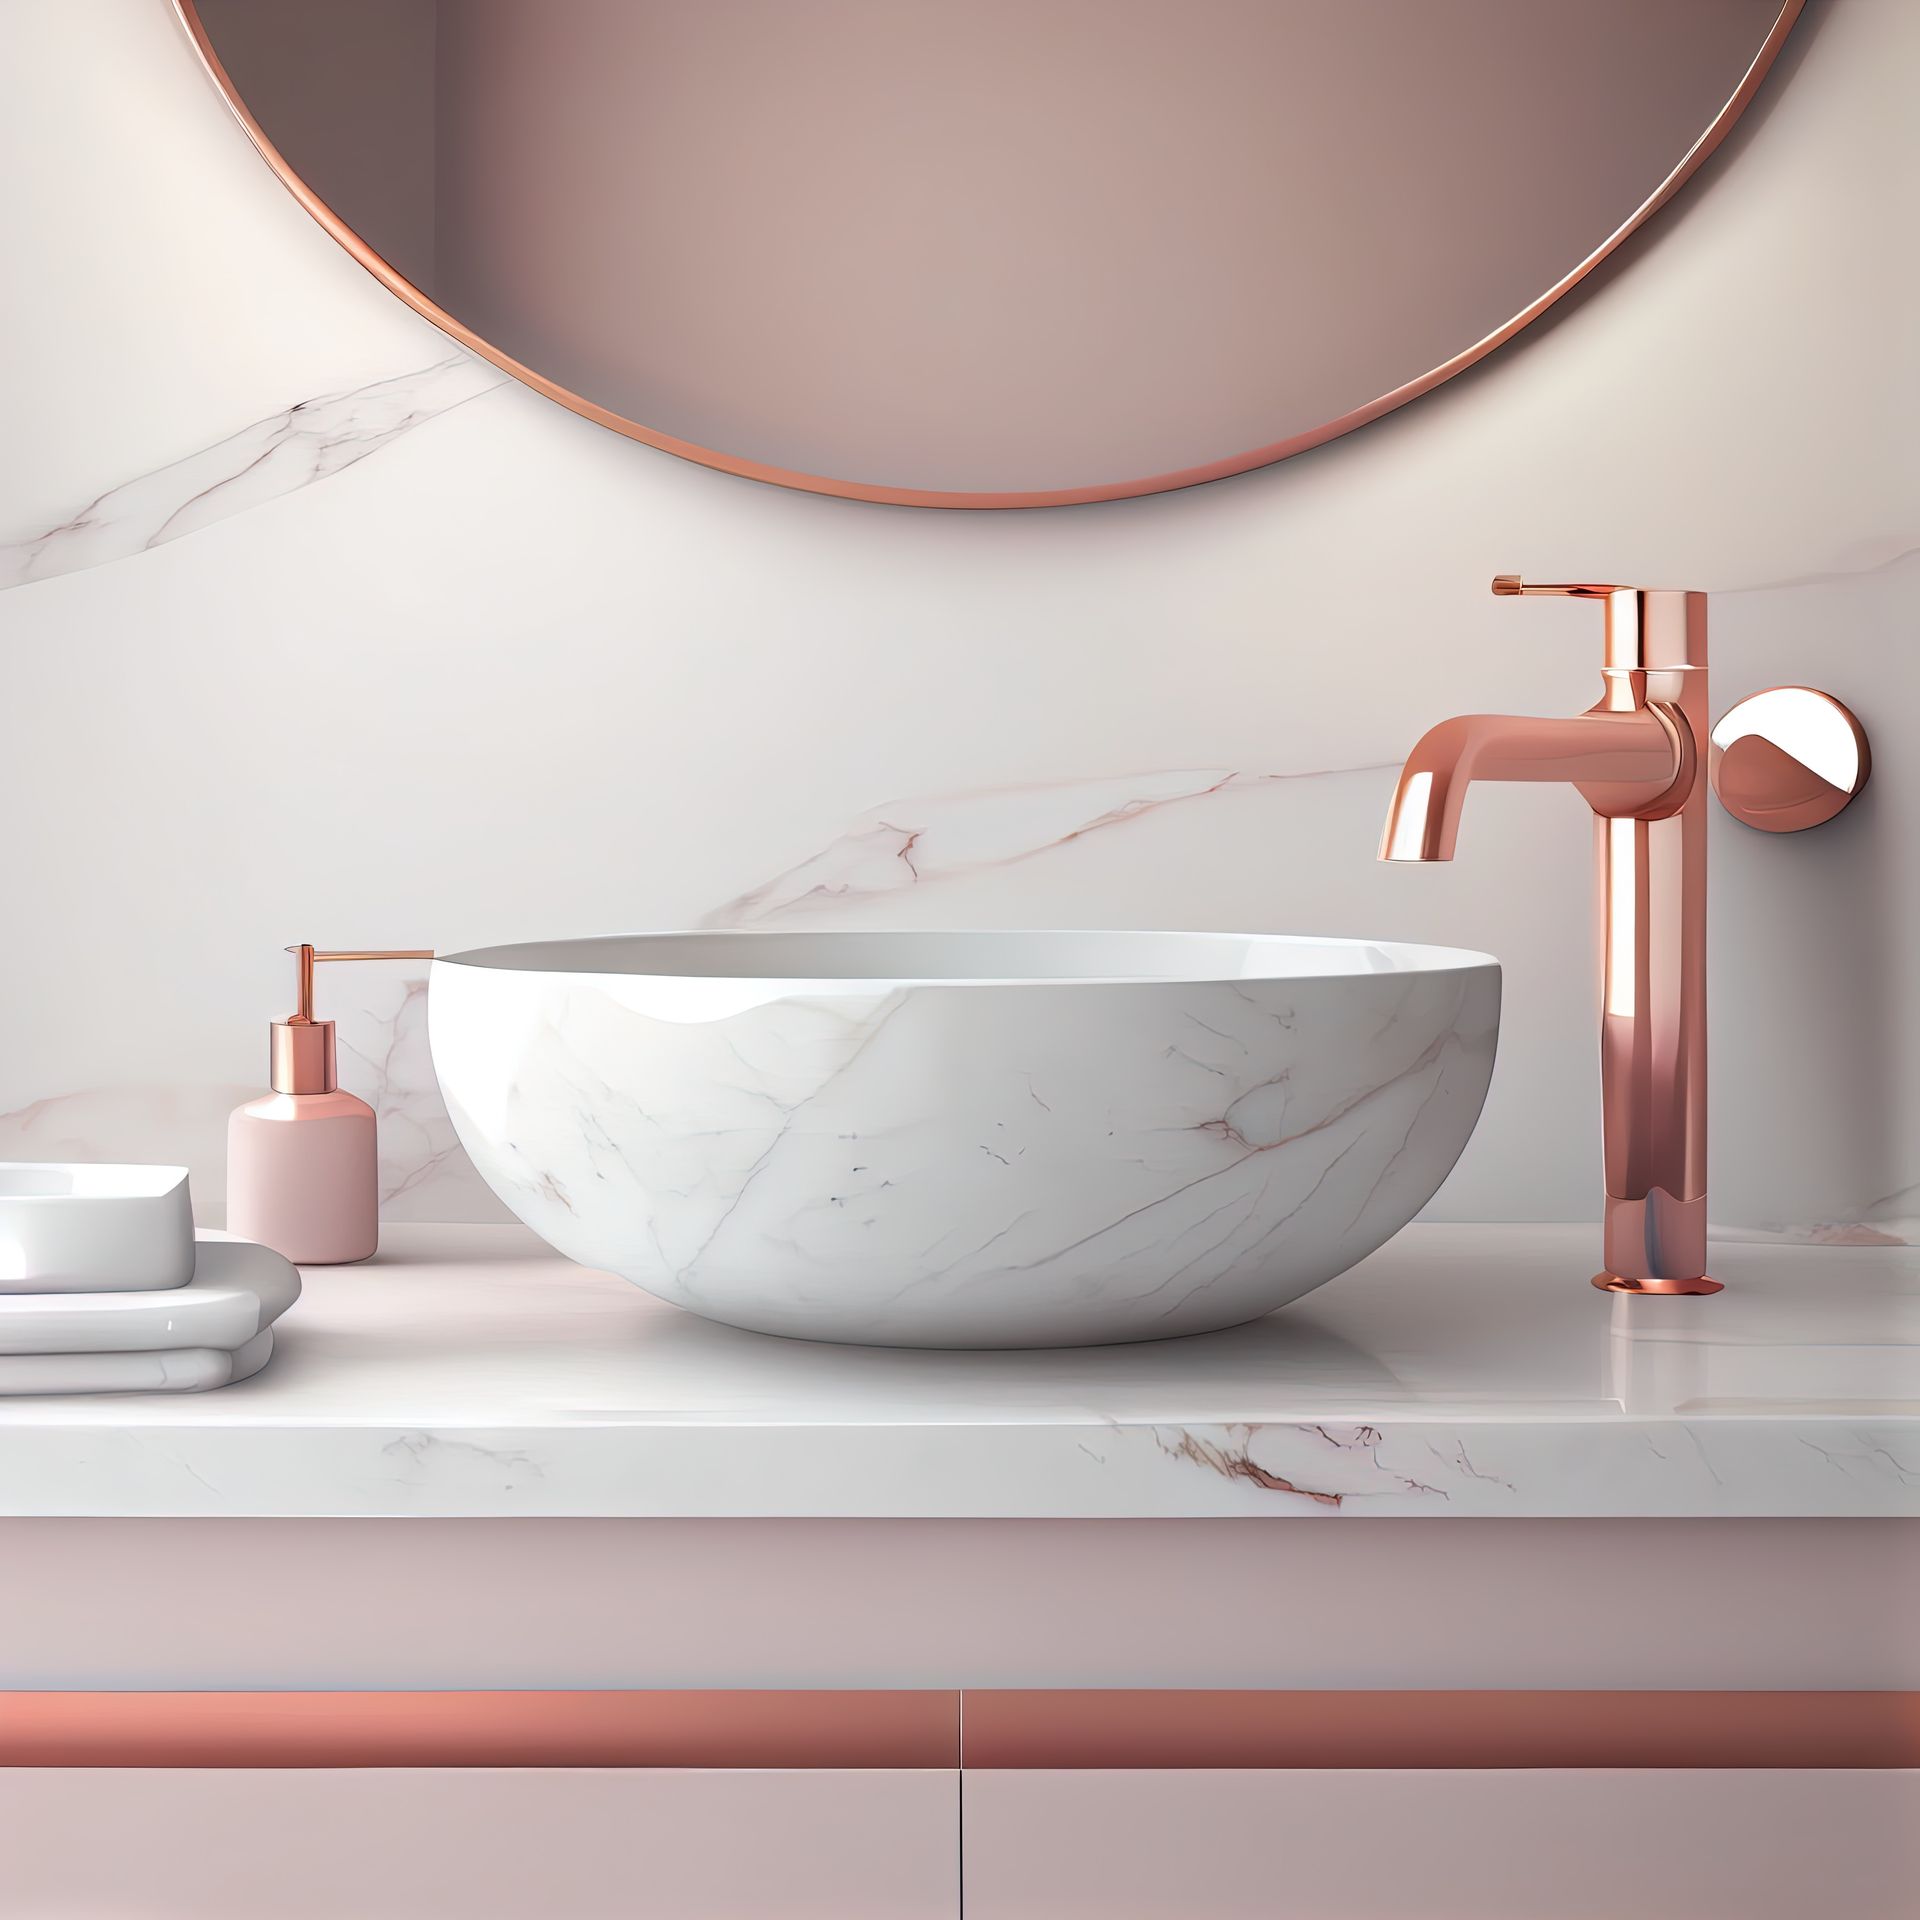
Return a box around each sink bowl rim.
[433,928,1499,991]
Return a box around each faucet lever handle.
[1491,575,1621,599]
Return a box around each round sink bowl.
[429,931,1500,1347]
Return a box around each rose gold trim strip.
[0,1690,958,1770]
[9,1689,1912,1771]
[961,1691,1920,1770]
[170,2,1803,511]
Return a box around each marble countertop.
[0,1223,1913,1519]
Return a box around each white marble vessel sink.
[0,1163,195,1293]
[430,932,1500,1347]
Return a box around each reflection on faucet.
[1607,1269,1920,1415]
[1608,1294,1721,1414]
[1382,578,1717,1295]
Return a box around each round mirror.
[179,0,1800,507]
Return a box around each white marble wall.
[1,0,1914,1239]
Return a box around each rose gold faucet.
[1381,577,1716,1294]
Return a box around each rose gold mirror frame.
[172,0,1803,511]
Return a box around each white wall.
[1,0,1913,1241]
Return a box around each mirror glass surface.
[186,0,1797,504]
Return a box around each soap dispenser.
[227,944,432,1264]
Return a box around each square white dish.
[0,1164,195,1293]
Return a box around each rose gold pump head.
[1382,575,1719,1296]
[269,945,435,1095]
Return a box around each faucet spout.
[1379,578,1716,1295]
[1380,707,1685,862]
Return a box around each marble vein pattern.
[1106,1419,1920,1518]
[0,1085,247,1215]
[704,766,1394,926]
[8,1413,1917,1518]
[429,936,1501,1346]
[0,354,505,590]
[1719,537,1920,597]
[1723,1216,1919,1249]
[0,971,501,1228]
[334,971,503,1222]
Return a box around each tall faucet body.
[1381,582,1716,1294]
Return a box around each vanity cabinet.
[0,1228,1910,1918]
[958,1768,1918,1920]
[0,1767,961,1920]
[5,1759,1911,1920]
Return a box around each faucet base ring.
[1592,1272,1724,1296]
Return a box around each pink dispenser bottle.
[227,944,432,1264]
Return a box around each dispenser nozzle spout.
[282,944,435,1025]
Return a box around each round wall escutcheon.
[1709,687,1870,832]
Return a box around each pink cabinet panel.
[961,1767,1918,1920]
[0,1766,960,1920]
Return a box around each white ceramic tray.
[0,1327,274,1396]
[0,1236,299,1356]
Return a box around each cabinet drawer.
[961,1768,1917,1920]
[0,1766,959,1920]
